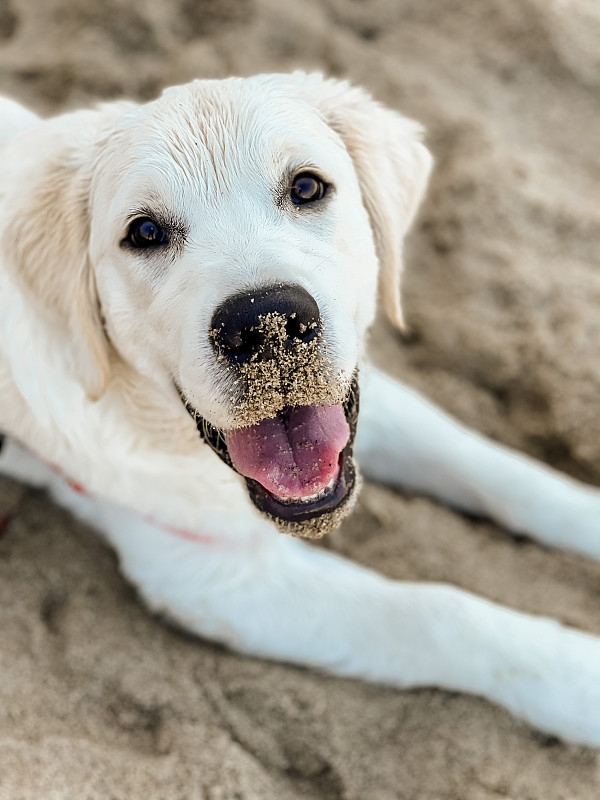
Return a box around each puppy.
[1,73,599,745]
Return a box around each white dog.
[1,74,599,746]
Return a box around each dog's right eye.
[126,217,168,249]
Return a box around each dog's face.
[90,79,374,424]
[6,74,431,536]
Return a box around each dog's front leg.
[356,366,600,559]
[90,510,600,746]
[3,453,598,746]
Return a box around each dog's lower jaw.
[242,414,361,537]
[262,460,362,539]
[179,374,360,537]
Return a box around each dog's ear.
[3,113,110,400]
[297,75,432,329]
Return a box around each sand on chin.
[1,0,600,797]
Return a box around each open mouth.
[181,374,360,537]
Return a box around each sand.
[1,0,600,797]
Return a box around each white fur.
[1,76,600,746]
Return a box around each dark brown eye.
[290,173,327,205]
[126,217,168,248]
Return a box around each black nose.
[210,284,321,364]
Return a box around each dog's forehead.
[103,79,346,200]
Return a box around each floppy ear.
[297,75,432,329]
[3,114,110,400]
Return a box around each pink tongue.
[225,405,350,500]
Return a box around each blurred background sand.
[1,0,600,797]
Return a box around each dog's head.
[4,74,431,536]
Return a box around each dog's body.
[1,75,600,746]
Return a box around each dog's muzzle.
[182,374,359,538]
[179,284,361,538]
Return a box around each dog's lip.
[179,373,360,523]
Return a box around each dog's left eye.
[290,173,327,205]
[126,217,168,249]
